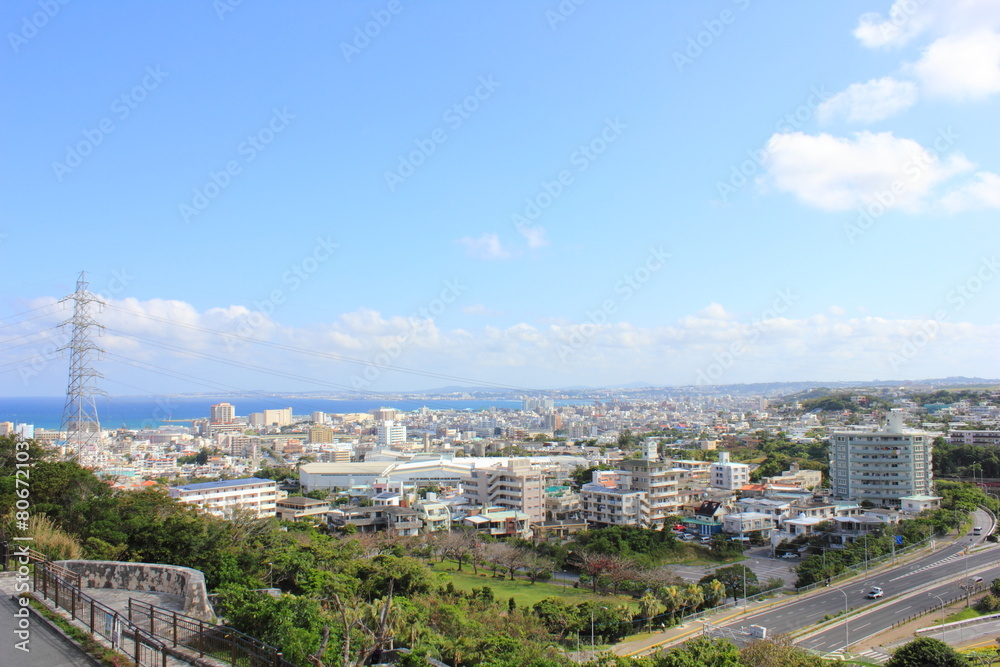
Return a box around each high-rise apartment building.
[210,402,235,424]
[830,410,933,507]
[372,407,399,422]
[262,408,293,427]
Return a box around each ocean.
[0,395,589,430]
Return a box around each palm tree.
[684,583,705,616]
[637,592,662,631]
[659,585,682,622]
[703,579,726,608]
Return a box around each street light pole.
[743,566,747,612]
[930,592,946,625]
[836,589,849,650]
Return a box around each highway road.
[709,508,997,655]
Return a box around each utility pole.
[59,271,106,462]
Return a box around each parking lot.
[671,544,801,589]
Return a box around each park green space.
[429,562,640,610]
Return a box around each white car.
[779,552,798,559]
[866,587,884,599]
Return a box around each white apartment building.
[830,410,933,507]
[581,474,644,527]
[169,477,278,518]
[948,430,1000,447]
[710,451,749,491]
[377,420,407,447]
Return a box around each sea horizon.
[0,395,590,431]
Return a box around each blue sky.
[2,0,999,397]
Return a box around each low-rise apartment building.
[275,496,330,522]
[169,477,277,518]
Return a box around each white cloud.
[8,295,1000,392]
[854,0,1000,50]
[854,2,935,49]
[759,130,973,211]
[939,171,1000,212]
[455,232,512,260]
[515,222,549,249]
[909,30,1000,100]
[818,77,918,124]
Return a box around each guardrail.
[890,582,988,630]
[32,559,177,667]
[128,598,295,667]
[793,536,932,594]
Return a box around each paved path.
[0,572,98,667]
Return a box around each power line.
[102,302,537,393]
[0,304,64,331]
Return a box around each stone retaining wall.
[55,560,213,620]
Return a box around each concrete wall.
[55,560,213,620]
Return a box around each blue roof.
[173,477,275,491]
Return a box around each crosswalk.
[855,648,891,663]
[822,648,890,663]
[889,552,965,581]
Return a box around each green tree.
[214,587,329,666]
[650,636,741,666]
[699,565,757,603]
[884,637,969,667]
[739,633,823,666]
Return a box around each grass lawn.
[429,562,639,610]
[941,606,981,624]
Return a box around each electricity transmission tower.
[59,272,106,458]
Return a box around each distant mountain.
[147,377,998,402]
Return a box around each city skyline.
[2,1,999,397]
